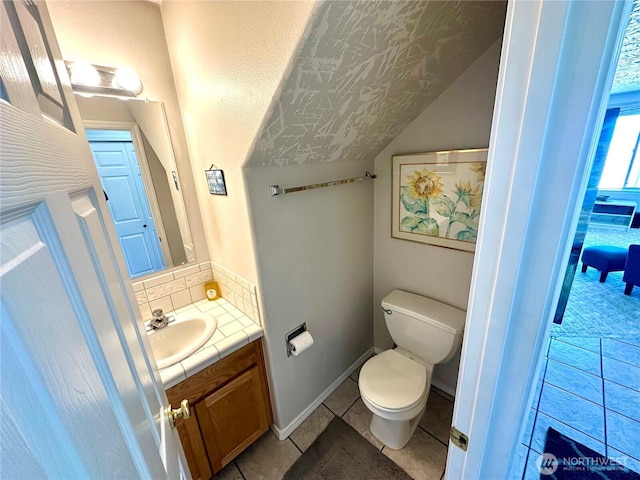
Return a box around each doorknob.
[166,399,190,428]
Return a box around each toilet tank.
[382,290,466,364]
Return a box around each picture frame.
[391,148,488,252]
[206,168,227,196]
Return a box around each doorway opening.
[513,100,640,479]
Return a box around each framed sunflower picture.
[391,148,488,252]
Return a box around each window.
[600,113,640,189]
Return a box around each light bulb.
[113,67,142,94]
[69,61,99,86]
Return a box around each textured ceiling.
[245,1,506,167]
[613,1,640,93]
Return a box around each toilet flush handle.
[381,307,392,315]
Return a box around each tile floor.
[515,336,640,479]
[213,366,454,480]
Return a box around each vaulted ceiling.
[245,1,507,167]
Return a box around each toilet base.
[369,403,427,450]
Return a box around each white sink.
[147,311,217,369]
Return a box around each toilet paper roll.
[289,331,314,356]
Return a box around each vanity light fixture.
[65,60,143,97]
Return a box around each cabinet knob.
[167,399,190,429]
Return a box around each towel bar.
[269,172,376,196]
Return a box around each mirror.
[75,94,195,279]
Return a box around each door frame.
[446,1,631,478]
[84,120,174,268]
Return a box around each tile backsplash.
[133,261,260,324]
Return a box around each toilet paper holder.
[285,323,308,357]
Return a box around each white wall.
[47,0,207,264]
[245,160,374,432]
[161,1,317,283]
[373,40,503,395]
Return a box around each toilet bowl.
[359,349,433,449]
[358,290,465,449]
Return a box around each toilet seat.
[359,350,429,416]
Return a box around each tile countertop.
[155,297,263,389]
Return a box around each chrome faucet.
[149,308,170,329]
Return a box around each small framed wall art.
[205,165,227,196]
[391,148,488,252]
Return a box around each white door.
[445,1,630,479]
[88,134,166,278]
[0,1,185,478]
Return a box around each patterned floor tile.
[608,448,640,474]
[509,444,530,480]
[212,461,243,479]
[323,377,360,417]
[522,408,537,446]
[235,430,300,480]
[602,355,640,391]
[544,359,603,405]
[602,338,640,367]
[555,337,601,354]
[548,339,602,376]
[620,337,640,349]
[606,409,640,461]
[539,354,549,377]
[350,364,364,382]
[529,412,606,456]
[342,398,383,449]
[522,450,542,480]
[381,427,447,480]
[604,380,640,419]
[289,404,335,452]
[418,391,454,445]
[431,386,455,403]
[538,384,605,443]
[533,379,543,408]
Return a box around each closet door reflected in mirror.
[77,94,194,278]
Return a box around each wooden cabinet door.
[175,409,212,480]
[196,365,271,473]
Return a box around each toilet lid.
[359,350,427,411]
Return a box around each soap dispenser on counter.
[204,280,221,301]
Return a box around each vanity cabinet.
[166,340,273,478]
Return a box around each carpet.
[284,417,411,480]
[539,427,640,479]
[552,225,640,338]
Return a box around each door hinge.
[450,426,469,451]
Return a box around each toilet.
[358,289,466,450]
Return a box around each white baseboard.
[431,379,456,398]
[270,347,374,440]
